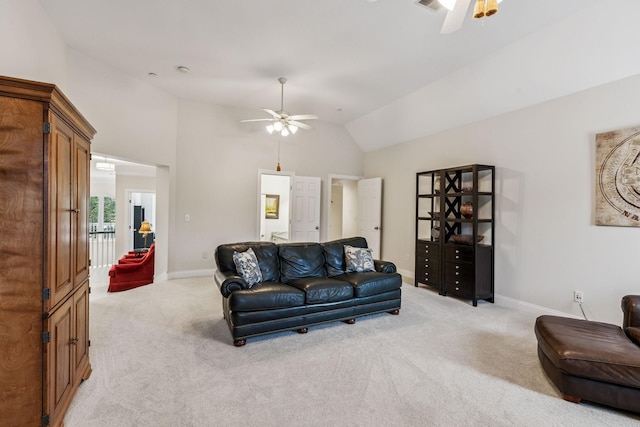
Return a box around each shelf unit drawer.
[444,261,474,298]
[417,240,440,260]
[416,259,440,286]
[444,244,473,262]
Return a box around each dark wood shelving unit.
[415,164,495,306]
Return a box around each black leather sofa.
[214,237,402,346]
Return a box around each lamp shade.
[138,221,152,234]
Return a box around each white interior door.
[291,176,321,242]
[358,177,382,258]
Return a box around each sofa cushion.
[344,245,375,273]
[278,243,326,283]
[228,282,305,311]
[287,277,354,304]
[232,248,262,287]
[337,272,402,298]
[322,237,368,277]
[216,242,280,282]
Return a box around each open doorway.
[328,175,383,258]
[129,191,156,250]
[258,171,292,243]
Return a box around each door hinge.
[43,122,51,134]
[89,286,92,294]
[42,414,50,426]
[42,331,50,344]
[43,288,50,300]
[88,339,91,347]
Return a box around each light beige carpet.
[64,268,639,426]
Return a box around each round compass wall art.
[595,126,640,226]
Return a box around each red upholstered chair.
[108,244,155,292]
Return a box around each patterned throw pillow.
[344,245,375,273]
[232,248,263,287]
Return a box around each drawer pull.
[455,265,459,270]
[455,286,460,291]
[456,255,460,259]
[455,280,459,285]
[455,272,459,276]
[455,249,460,254]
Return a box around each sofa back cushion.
[278,243,326,283]
[321,237,368,277]
[215,242,280,282]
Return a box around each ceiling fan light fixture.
[484,0,498,16]
[266,124,275,134]
[473,0,500,20]
[473,0,485,18]
[281,127,290,137]
[438,0,456,11]
[289,124,298,134]
[273,121,283,132]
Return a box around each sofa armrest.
[214,269,249,298]
[622,295,640,328]
[374,260,397,274]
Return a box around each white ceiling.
[40,0,597,150]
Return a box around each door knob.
[315,226,319,230]
[374,226,380,230]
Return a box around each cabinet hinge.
[43,288,50,300]
[88,339,91,347]
[43,122,51,134]
[42,331,50,344]
[42,414,50,426]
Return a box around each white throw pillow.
[344,245,375,273]
[232,248,263,287]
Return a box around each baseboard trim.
[494,294,581,319]
[403,272,580,319]
[167,269,215,280]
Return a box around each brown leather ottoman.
[535,314,640,413]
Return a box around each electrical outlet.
[202,250,208,259]
[573,290,584,303]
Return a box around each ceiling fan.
[417,0,504,34]
[241,77,319,137]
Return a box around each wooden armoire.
[0,76,96,426]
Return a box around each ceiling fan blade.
[262,108,282,119]
[240,118,274,123]
[288,114,319,121]
[441,0,471,34]
[289,120,313,131]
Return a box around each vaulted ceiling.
[40,0,598,151]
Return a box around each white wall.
[347,0,640,151]
[364,73,640,325]
[0,0,68,88]
[173,99,364,277]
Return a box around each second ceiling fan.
[241,77,318,137]
[419,0,504,34]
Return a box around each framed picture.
[595,126,640,226]
[265,194,280,219]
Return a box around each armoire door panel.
[45,297,74,424]
[74,138,90,285]
[48,115,75,308]
[73,281,90,383]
